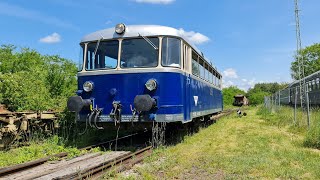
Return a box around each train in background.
[233,95,249,107]
[278,70,320,105]
[67,23,223,129]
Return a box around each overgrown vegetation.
[223,83,287,106]
[116,107,320,179]
[257,105,320,149]
[0,136,90,167]
[246,82,288,105]
[222,86,245,106]
[0,44,77,111]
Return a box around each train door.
[183,44,191,122]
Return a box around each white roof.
[289,70,320,87]
[81,24,221,76]
[81,25,202,55]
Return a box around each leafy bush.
[0,44,77,111]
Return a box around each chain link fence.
[264,85,320,129]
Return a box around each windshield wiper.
[138,33,158,50]
[93,37,103,57]
[93,34,105,63]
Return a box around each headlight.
[145,79,157,91]
[83,81,94,92]
[115,23,126,34]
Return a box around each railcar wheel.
[0,132,18,150]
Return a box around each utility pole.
[294,0,310,128]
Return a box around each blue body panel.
[77,71,223,123]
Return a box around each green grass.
[0,135,93,167]
[257,105,320,149]
[116,107,320,179]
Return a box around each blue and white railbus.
[67,23,223,128]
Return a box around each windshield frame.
[81,36,186,71]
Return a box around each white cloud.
[223,68,238,79]
[178,28,210,45]
[133,0,175,4]
[39,33,61,43]
[105,20,112,25]
[222,68,258,91]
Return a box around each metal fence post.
[278,90,281,107]
[306,91,311,128]
[294,87,297,125]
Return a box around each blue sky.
[1,0,320,90]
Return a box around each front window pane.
[162,37,181,68]
[86,40,119,70]
[120,37,159,68]
[78,44,84,71]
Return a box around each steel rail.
[0,152,68,177]
[64,146,152,180]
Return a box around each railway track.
[0,109,236,179]
[0,145,152,180]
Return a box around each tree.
[0,45,77,111]
[291,43,320,80]
[246,82,288,105]
[222,86,246,106]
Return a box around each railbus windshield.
[81,36,183,71]
[86,40,119,70]
[120,37,159,68]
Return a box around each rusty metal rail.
[0,146,152,180]
[73,146,152,179]
[0,152,68,177]
[0,109,235,179]
[0,132,149,179]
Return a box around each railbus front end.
[67,24,223,129]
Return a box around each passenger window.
[199,58,205,79]
[310,82,312,91]
[162,37,181,68]
[200,65,204,79]
[192,52,199,76]
[209,70,213,83]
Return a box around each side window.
[214,72,218,86]
[192,51,199,76]
[309,81,312,91]
[209,69,213,83]
[162,37,181,68]
[312,80,315,90]
[199,58,205,79]
[78,44,84,71]
[205,66,209,81]
[316,78,320,89]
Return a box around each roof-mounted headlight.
[145,79,157,91]
[83,81,94,92]
[115,23,126,34]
